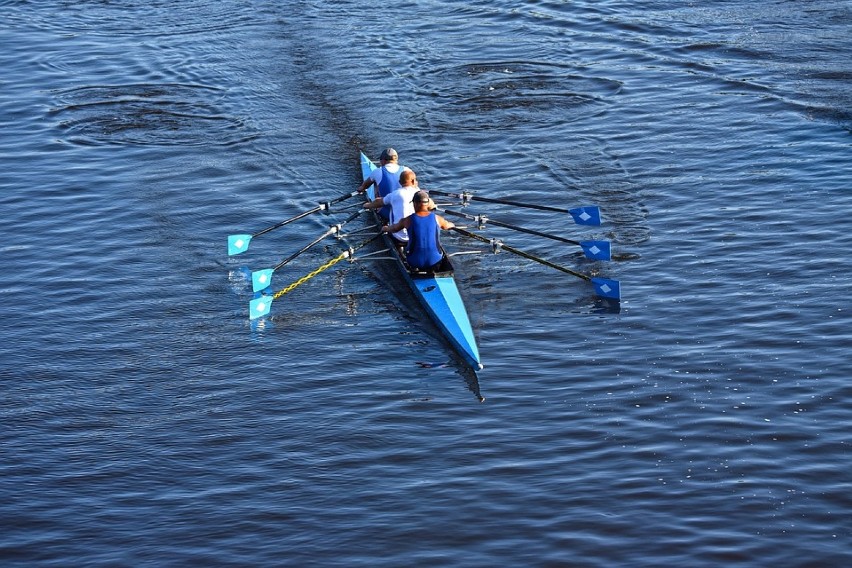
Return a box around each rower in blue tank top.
[406,211,443,269]
[382,190,455,271]
[356,147,409,220]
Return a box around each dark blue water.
[2,1,850,566]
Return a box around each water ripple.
[416,62,622,131]
[6,0,259,38]
[49,83,258,147]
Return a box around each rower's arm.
[357,176,376,193]
[363,196,384,210]
[383,216,410,234]
[436,215,455,230]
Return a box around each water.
[1,1,850,565]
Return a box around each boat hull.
[359,152,482,370]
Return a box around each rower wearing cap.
[357,147,410,220]
[383,190,455,271]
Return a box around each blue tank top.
[377,165,403,220]
[405,212,443,269]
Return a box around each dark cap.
[379,147,398,161]
[413,190,430,203]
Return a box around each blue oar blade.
[249,295,274,320]
[568,206,602,226]
[251,268,275,293]
[228,234,252,255]
[579,240,611,261]
[591,277,621,300]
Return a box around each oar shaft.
[440,209,581,246]
[273,232,383,297]
[254,206,321,238]
[272,229,334,271]
[452,227,590,282]
[272,209,364,271]
[429,189,572,214]
[253,190,359,238]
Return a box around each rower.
[382,190,455,271]
[356,147,409,220]
[365,169,419,253]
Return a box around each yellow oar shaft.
[272,252,348,299]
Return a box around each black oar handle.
[429,189,572,215]
[452,227,590,282]
[326,190,361,207]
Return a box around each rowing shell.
[360,152,483,371]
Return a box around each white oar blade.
[568,206,602,226]
[249,295,273,320]
[579,240,611,261]
[591,277,621,300]
[251,268,274,293]
[228,234,252,255]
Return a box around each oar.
[427,189,602,226]
[251,210,363,292]
[228,190,360,255]
[451,227,621,300]
[250,233,383,320]
[438,208,611,261]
